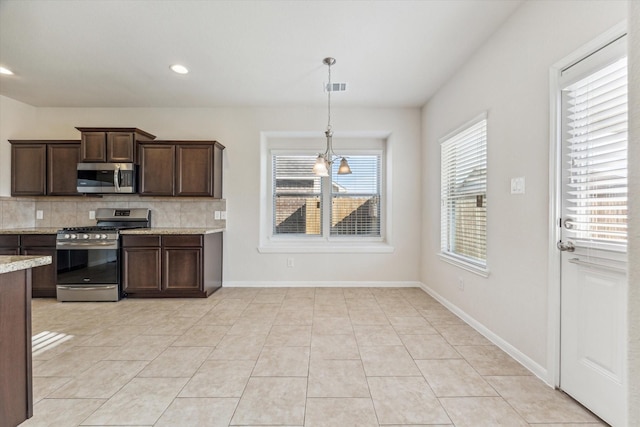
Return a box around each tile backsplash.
[0,196,226,229]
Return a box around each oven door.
[56,247,120,301]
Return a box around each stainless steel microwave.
[77,163,136,194]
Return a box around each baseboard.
[418,282,550,385]
[223,281,423,288]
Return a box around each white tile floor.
[20,287,606,427]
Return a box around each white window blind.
[331,155,381,236]
[563,57,628,248]
[441,117,487,267]
[273,155,322,235]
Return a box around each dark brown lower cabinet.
[0,269,33,426]
[122,233,222,298]
[122,235,162,295]
[21,235,58,298]
[0,234,57,298]
[0,235,20,256]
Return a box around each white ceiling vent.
[325,82,347,92]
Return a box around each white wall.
[0,96,37,195]
[0,105,422,285]
[627,0,639,424]
[420,0,628,374]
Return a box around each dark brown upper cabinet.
[47,143,81,195]
[10,140,80,196]
[138,144,175,196]
[76,127,156,163]
[138,141,224,198]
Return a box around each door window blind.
[330,155,381,236]
[273,155,322,235]
[563,57,628,248]
[441,118,487,267]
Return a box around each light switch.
[36,210,44,220]
[89,210,95,219]
[214,211,221,220]
[511,177,525,194]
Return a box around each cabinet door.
[81,132,107,162]
[22,247,57,298]
[11,144,46,196]
[139,144,175,195]
[0,248,20,255]
[107,132,134,162]
[163,247,202,291]
[176,145,213,196]
[122,247,162,293]
[213,143,224,198]
[0,235,20,253]
[47,143,80,195]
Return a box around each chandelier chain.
[327,60,332,132]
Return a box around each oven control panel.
[56,228,119,249]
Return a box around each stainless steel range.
[56,208,150,302]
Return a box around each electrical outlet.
[287,258,294,268]
[458,277,464,291]
[36,210,44,220]
[220,211,227,220]
[89,210,95,219]
[214,211,221,220]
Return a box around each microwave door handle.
[114,166,121,192]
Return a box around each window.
[272,153,382,239]
[330,155,381,237]
[562,56,628,250]
[440,116,488,272]
[273,155,322,235]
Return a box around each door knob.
[557,241,575,252]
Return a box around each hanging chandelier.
[312,57,351,177]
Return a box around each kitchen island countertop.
[0,255,52,274]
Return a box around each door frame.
[546,21,628,388]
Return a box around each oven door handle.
[57,285,117,291]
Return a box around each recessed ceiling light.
[0,66,14,75]
[170,64,189,74]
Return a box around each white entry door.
[558,36,627,427]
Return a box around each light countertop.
[120,227,225,235]
[0,227,225,235]
[0,228,59,235]
[0,255,52,274]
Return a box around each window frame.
[259,133,392,254]
[439,113,489,277]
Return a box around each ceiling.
[0,0,522,108]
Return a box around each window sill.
[438,252,490,277]
[258,241,395,254]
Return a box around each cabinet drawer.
[0,235,20,247]
[21,234,56,247]
[121,235,161,247]
[162,235,203,247]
